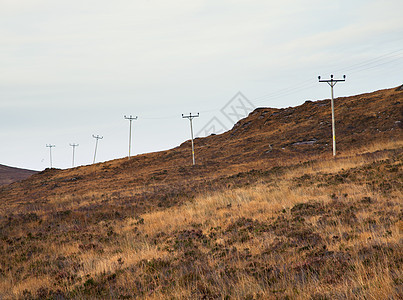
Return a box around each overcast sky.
[1,0,402,171]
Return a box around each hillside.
[0,164,37,186]
[0,86,402,299]
[1,86,401,206]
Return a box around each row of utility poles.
[179,75,345,164]
[45,134,103,169]
[45,112,201,168]
[45,76,345,169]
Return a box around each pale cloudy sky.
[1,0,402,170]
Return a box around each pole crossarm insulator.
[182,112,200,120]
[92,135,103,140]
[318,75,346,86]
[124,115,138,121]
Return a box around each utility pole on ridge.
[318,74,346,157]
[182,113,199,165]
[92,135,103,164]
[124,115,138,159]
[70,143,79,167]
[46,144,55,168]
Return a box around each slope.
[0,164,37,186]
[0,86,401,207]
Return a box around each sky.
[1,0,402,171]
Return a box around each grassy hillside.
[0,87,402,299]
[0,141,401,299]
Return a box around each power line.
[252,83,317,106]
[138,48,401,120]
[253,79,316,102]
[318,74,346,157]
[124,115,138,159]
[46,144,55,168]
[182,113,199,165]
[69,143,79,167]
[238,48,403,107]
[141,114,178,120]
[333,48,403,74]
[92,135,103,164]
[348,55,403,75]
[251,49,403,106]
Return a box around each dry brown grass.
[0,140,402,299]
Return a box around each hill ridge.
[1,86,402,201]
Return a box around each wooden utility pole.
[318,75,346,156]
[182,113,199,165]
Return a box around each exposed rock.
[292,139,318,146]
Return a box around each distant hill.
[0,164,37,186]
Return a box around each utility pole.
[70,143,79,167]
[46,144,55,168]
[182,113,199,165]
[92,135,103,164]
[318,74,346,157]
[124,115,138,159]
